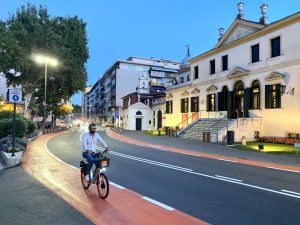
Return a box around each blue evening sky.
[1,1,299,105]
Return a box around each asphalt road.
[47,130,300,225]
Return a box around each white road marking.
[142,197,174,211]
[281,189,300,196]
[266,166,299,173]
[215,175,243,182]
[110,151,193,172]
[102,132,300,200]
[110,182,126,190]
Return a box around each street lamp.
[33,55,58,133]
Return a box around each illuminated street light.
[32,54,58,133]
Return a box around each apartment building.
[87,56,180,125]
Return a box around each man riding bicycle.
[82,123,108,181]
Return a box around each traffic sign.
[9,88,22,103]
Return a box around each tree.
[0,4,88,121]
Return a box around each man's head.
[89,123,97,134]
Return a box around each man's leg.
[82,152,94,178]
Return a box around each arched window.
[136,111,142,115]
[251,80,260,109]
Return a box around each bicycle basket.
[99,158,110,168]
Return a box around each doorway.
[136,118,142,130]
[234,81,245,118]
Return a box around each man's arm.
[96,133,108,150]
[82,134,89,152]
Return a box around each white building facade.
[165,6,300,141]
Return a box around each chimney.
[259,4,268,25]
[236,2,244,19]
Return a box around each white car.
[57,121,72,128]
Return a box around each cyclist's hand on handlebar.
[104,147,109,153]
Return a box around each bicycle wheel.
[96,173,109,199]
[81,168,91,189]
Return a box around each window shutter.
[275,84,281,108]
[227,91,234,119]
[217,92,223,111]
[265,85,271,109]
[165,102,169,114]
[171,101,173,113]
[206,95,210,111]
[180,99,183,113]
[244,88,251,117]
[186,98,189,113]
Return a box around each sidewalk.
[110,130,300,170]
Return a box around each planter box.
[0,151,23,167]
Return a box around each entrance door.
[157,111,162,130]
[136,118,142,130]
[234,81,245,118]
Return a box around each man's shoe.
[85,175,90,182]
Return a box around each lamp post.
[33,55,58,133]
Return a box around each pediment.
[206,85,218,93]
[166,93,173,98]
[181,90,189,96]
[264,72,286,82]
[128,101,150,110]
[190,88,200,94]
[216,19,265,48]
[227,67,250,79]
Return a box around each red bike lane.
[22,133,210,225]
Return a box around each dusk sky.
[1,1,299,105]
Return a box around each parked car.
[57,121,72,128]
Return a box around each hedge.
[257,137,300,145]
[0,118,27,138]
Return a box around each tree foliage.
[0,4,89,117]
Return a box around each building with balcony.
[86,56,180,125]
[164,3,300,142]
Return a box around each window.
[181,98,189,113]
[222,55,228,71]
[153,111,155,116]
[271,37,281,58]
[210,59,215,75]
[194,66,199,79]
[180,77,184,83]
[251,44,260,63]
[265,84,281,109]
[153,118,155,127]
[207,94,216,111]
[251,80,260,109]
[136,111,142,115]
[187,75,190,82]
[190,96,199,112]
[165,100,173,114]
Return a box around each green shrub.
[0,118,27,138]
[0,111,22,120]
[27,130,39,138]
[23,118,37,134]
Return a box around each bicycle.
[80,150,110,199]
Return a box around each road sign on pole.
[9,88,22,103]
